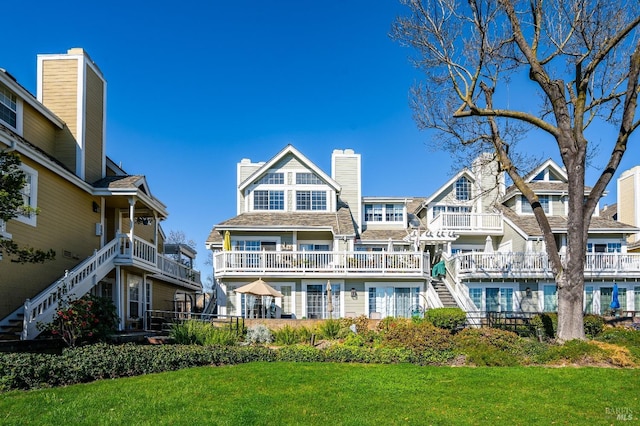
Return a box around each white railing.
[22,237,121,340]
[454,252,640,277]
[430,213,503,233]
[215,250,430,276]
[157,255,201,286]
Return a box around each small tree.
[0,151,55,263]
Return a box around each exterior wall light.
[351,288,357,299]
[525,287,532,297]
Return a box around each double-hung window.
[296,191,327,211]
[14,163,38,227]
[364,203,402,222]
[521,195,549,214]
[253,190,284,210]
[385,204,403,222]
[0,83,17,129]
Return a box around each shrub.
[583,314,605,338]
[38,294,118,346]
[530,313,557,338]
[170,320,240,346]
[317,319,342,340]
[245,324,272,345]
[276,345,324,362]
[533,339,606,365]
[379,318,454,352]
[454,328,526,366]
[425,307,467,331]
[340,315,370,334]
[272,325,299,345]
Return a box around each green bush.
[38,295,119,346]
[170,320,240,346]
[425,307,467,331]
[272,325,299,345]
[595,328,640,361]
[317,319,342,340]
[0,344,277,391]
[530,313,558,338]
[379,318,454,352]
[340,315,370,334]
[533,339,606,364]
[454,328,526,366]
[276,345,324,362]
[583,314,605,338]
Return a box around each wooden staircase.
[431,279,459,308]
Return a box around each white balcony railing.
[455,252,640,277]
[215,250,430,276]
[429,213,503,233]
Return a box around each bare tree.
[393,0,640,341]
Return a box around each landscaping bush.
[38,294,119,346]
[271,325,299,345]
[583,314,605,338]
[245,324,273,345]
[424,307,467,332]
[454,328,527,366]
[317,319,342,340]
[340,315,370,334]
[276,345,324,362]
[595,327,640,362]
[0,343,277,391]
[170,320,240,346]
[533,339,607,365]
[530,313,557,338]
[378,318,454,352]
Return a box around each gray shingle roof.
[206,206,357,244]
[497,204,638,237]
[92,175,144,189]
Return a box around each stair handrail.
[22,237,121,340]
[443,253,481,326]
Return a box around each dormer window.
[364,203,404,222]
[456,177,471,201]
[255,172,284,185]
[0,83,17,129]
[521,195,549,214]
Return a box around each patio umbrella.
[610,283,621,312]
[223,231,231,251]
[235,278,283,318]
[326,280,333,319]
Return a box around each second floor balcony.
[214,250,431,278]
[453,251,640,279]
[429,213,503,235]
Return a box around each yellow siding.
[152,281,181,312]
[41,60,78,137]
[84,65,104,183]
[0,157,101,318]
[619,175,636,227]
[21,104,58,156]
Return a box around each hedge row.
[0,343,455,391]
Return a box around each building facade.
[207,146,640,320]
[0,49,202,340]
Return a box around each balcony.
[453,252,640,279]
[429,213,503,235]
[116,234,201,287]
[214,250,430,278]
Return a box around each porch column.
[115,266,124,330]
[127,197,135,242]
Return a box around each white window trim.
[14,162,38,227]
[294,189,329,212]
[363,203,406,224]
[518,195,551,215]
[364,281,423,317]
[0,85,23,135]
[0,219,11,239]
[302,280,344,318]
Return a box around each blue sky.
[4,1,638,272]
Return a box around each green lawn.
[1,362,638,425]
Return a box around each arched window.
[455,177,471,201]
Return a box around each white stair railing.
[21,237,122,340]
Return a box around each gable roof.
[238,144,341,192]
[522,158,568,183]
[418,169,476,209]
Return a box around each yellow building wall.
[42,59,79,172]
[0,157,102,318]
[84,65,104,183]
[21,104,58,156]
